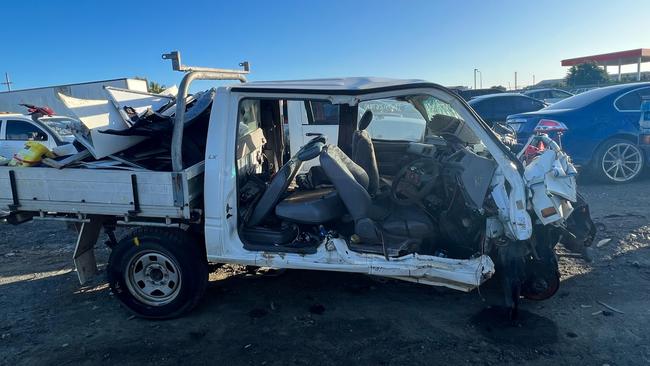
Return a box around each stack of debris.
[7,86,215,172]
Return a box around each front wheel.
[107,228,208,319]
[594,139,644,183]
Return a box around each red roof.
[561,48,650,66]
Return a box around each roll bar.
[162,51,249,172]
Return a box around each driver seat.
[319,145,434,251]
[247,137,346,227]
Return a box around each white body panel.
[57,87,172,159]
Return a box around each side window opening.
[305,101,340,125]
[616,88,650,111]
[5,120,48,141]
[238,99,261,137]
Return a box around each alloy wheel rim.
[125,251,182,306]
[602,142,642,182]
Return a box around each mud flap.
[496,243,527,318]
[73,215,106,284]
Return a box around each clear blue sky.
[2,0,649,91]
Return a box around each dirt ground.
[1,178,649,366]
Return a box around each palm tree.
[148,81,166,94]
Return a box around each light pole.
[477,70,482,89]
[473,68,478,89]
[514,71,518,90]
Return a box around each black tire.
[107,227,208,319]
[593,138,645,184]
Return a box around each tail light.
[534,119,567,133]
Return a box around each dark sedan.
[507,82,650,183]
[468,93,547,127]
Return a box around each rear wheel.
[594,138,644,183]
[107,228,208,319]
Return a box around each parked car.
[523,88,574,104]
[0,113,75,159]
[453,88,505,101]
[569,87,599,95]
[507,82,650,183]
[468,93,547,127]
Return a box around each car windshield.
[358,95,483,145]
[411,94,481,144]
[358,99,426,141]
[39,117,75,139]
[545,87,618,110]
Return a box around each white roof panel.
[230,77,432,92]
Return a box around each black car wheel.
[594,138,644,183]
[107,228,209,319]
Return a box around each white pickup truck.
[0,53,595,319]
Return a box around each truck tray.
[0,162,204,220]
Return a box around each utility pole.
[2,72,13,91]
[533,74,536,85]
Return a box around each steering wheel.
[391,158,440,206]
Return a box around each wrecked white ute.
[1,69,595,319]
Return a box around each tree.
[565,62,609,87]
[148,81,166,94]
[133,76,167,93]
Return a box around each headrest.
[296,142,324,162]
[358,110,373,131]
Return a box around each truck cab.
[0,114,74,159]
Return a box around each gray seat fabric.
[380,206,433,238]
[248,159,302,227]
[319,145,372,220]
[275,188,345,224]
[352,110,379,196]
[320,145,433,245]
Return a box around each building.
[561,48,650,82]
[0,78,148,115]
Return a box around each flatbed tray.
[0,162,204,220]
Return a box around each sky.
[1,0,649,91]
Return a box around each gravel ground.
[1,178,649,365]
